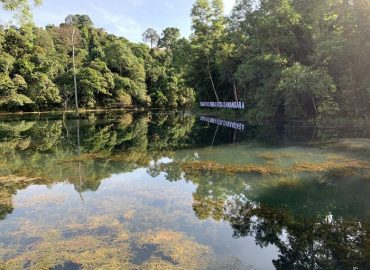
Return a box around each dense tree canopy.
[0,0,369,119]
[186,0,370,119]
[0,15,195,111]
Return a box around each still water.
[0,112,369,270]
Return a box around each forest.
[0,0,369,119]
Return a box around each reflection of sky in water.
[1,168,278,269]
[0,113,369,269]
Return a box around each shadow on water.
[0,112,369,269]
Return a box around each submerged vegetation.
[180,160,281,175]
[1,213,211,269]
[0,112,369,218]
[0,113,369,268]
[180,157,369,176]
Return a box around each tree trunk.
[233,80,238,102]
[211,125,219,148]
[349,64,358,116]
[309,94,319,118]
[62,112,69,138]
[207,55,219,102]
[72,28,79,113]
[233,129,237,144]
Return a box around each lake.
[0,112,369,270]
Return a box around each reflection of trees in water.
[225,199,370,270]
[0,112,197,220]
[0,113,195,181]
[0,190,13,220]
[177,167,370,269]
[152,122,370,270]
[1,113,370,269]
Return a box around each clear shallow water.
[0,112,369,270]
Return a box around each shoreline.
[0,108,145,116]
[0,108,368,127]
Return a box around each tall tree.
[142,28,160,49]
[190,0,226,102]
[65,15,80,112]
[158,27,180,52]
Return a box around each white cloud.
[90,4,141,40]
[224,0,236,14]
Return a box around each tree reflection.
[180,167,370,269]
[0,113,369,269]
[0,112,197,220]
[224,198,370,269]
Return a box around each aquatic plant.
[179,156,369,178]
[2,221,212,269]
[137,230,211,269]
[0,175,43,185]
[180,161,282,176]
[292,160,370,176]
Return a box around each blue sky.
[0,0,236,42]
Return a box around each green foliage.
[116,91,132,107]
[158,27,180,52]
[114,75,150,107]
[278,63,339,118]
[155,70,195,108]
[0,0,42,23]
[189,0,227,101]
[222,0,370,119]
[309,0,370,117]
[78,67,112,108]
[105,40,145,82]
[28,73,61,109]
[0,12,194,111]
[0,73,33,111]
[65,14,93,29]
[1,0,369,117]
[235,53,287,119]
[172,38,191,71]
[0,52,14,73]
[145,47,195,108]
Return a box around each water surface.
[0,112,369,269]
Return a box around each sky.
[0,0,236,42]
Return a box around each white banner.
[200,116,245,131]
[200,101,245,110]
